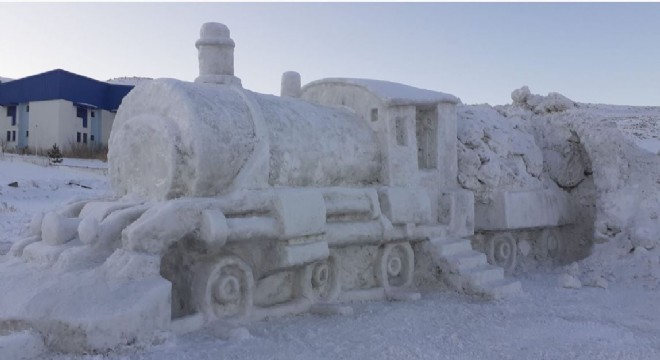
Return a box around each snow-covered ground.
[50,276,660,360]
[0,154,110,255]
[2,147,660,360]
[578,104,660,155]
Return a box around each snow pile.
[107,76,152,86]
[584,104,660,155]
[511,85,576,114]
[499,87,660,287]
[462,86,660,285]
[456,104,545,203]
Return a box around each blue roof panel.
[0,69,133,110]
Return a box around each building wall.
[90,110,101,147]
[22,100,116,152]
[100,110,116,146]
[1,104,19,150]
[27,100,87,152]
[1,106,10,147]
[75,108,115,149]
[60,100,79,149]
[17,103,30,148]
[0,69,131,153]
[28,100,63,152]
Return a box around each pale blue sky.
[1,3,659,106]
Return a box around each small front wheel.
[487,233,517,274]
[542,228,564,260]
[298,256,340,303]
[192,255,255,320]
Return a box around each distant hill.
[106,76,153,86]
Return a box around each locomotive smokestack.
[281,71,301,98]
[195,22,242,87]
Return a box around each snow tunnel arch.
[543,130,596,264]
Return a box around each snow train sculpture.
[0,22,576,354]
[104,22,525,323]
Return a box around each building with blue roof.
[0,69,134,152]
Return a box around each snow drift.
[494,87,660,286]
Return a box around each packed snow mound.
[0,76,13,83]
[498,88,660,287]
[107,76,153,86]
[533,119,592,189]
[511,86,576,114]
[456,104,544,203]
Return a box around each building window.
[26,105,29,113]
[7,106,16,126]
[6,131,10,142]
[91,111,95,118]
[90,134,95,142]
[77,132,81,143]
[26,131,29,138]
[11,130,16,142]
[83,133,88,144]
[76,106,88,128]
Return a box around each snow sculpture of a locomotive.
[0,23,523,354]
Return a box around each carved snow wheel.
[377,242,415,289]
[193,256,254,320]
[299,256,340,303]
[487,233,517,274]
[542,228,564,260]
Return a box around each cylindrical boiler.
[109,79,381,200]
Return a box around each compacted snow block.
[475,189,576,231]
[455,103,581,274]
[0,22,529,355]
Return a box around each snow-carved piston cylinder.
[108,79,381,200]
